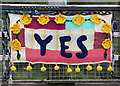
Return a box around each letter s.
[76,35,88,59]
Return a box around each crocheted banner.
[9,13,112,64]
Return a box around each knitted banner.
[9,13,112,64]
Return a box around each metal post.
[1,18,7,79]
[6,13,13,85]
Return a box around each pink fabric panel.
[24,17,65,30]
[94,32,111,49]
[26,48,111,63]
[12,28,25,47]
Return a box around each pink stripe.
[94,32,110,49]
[26,48,111,64]
[12,28,25,47]
[24,17,65,30]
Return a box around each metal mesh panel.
[10,11,120,81]
[114,61,120,78]
[1,10,120,82]
[7,61,119,81]
[12,63,48,80]
[115,11,120,32]
[114,37,120,55]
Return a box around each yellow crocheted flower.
[97,66,102,71]
[67,64,72,73]
[101,23,112,33]
[10,39,21,51]
[10,23,21,34]
[95,17,102,24]
[102,38,112,49]
[107,61,113,72]
[108,66,113,72]
[91,14,98,20]
[97,62,102,71]
[54,14,66,24]
[11,62,16,71]
[11,66,16,71]
[90,14,98,22]
[72,14,85,25]
[41,63,46,72]
[54,66,59,70]
[75,64,80,72]
[54,63,59,70]
[27,66,32,71]
[90,14,102,24]
[67,68,72,73]
[37,14,50,25]
[20,14,32,25]
[75,68,80,72]
[86,63,92,71]
[41,67,46,72]
[27,62,32,71]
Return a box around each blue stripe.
[65,17,95,29]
